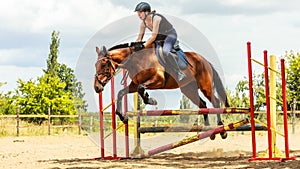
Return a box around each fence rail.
[0,110,299,137]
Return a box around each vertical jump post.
[247,41,295,162]
[97,70,129,160]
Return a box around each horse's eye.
[101,63,106,67]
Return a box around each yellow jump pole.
[131,92,145,156]
[269,55,284,157]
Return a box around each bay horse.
[94,42,230,139]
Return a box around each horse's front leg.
[138,84,157,105]
[115,82,142,124]
[115,86,130,124]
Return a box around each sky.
[1,0,300,112]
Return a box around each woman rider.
[134,2,186,81]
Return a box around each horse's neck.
[110,48,131,63]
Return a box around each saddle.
[155,41,189,70]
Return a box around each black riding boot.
[166,52,186,81]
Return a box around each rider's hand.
[134,43,144,52]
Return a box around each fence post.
[78,108,82,135]
[16,107,20,137]
[48,107,51,136]
[292,98,296,134]
[90,115,93,133]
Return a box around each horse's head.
[94,46,116,93]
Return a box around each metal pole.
[111,77,117,158]
[264,50,272,158]
[281,59,290,158]
[269,55,277,156]
[99,92,105,158]
[123,69,129,158]
[247,42,256,158]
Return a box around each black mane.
[108,43,129,51]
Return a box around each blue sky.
[1,0,299,112]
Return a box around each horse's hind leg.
[211,95,227,139]
[179,82,210,126]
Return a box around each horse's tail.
[212,66,230,107]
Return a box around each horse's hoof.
[122,116,129,124]
[210,134,216,140]
[148,98,157,105]
[220,132,227,139]
[116,112,128,124]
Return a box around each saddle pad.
[155,41,188,70]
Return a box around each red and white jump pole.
[97,69,129,160]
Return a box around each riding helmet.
[134,2,151,12]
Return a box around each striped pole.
[135,119,249,158]
[123,69,129,158]
[127,108,250,117]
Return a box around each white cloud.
[1,0,300,111]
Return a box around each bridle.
[94,46,134,87]
[94,53,116,87]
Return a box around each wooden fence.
[0,110,299,137]
[0,108,110,136]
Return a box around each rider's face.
[137,11,145,20]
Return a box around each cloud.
[1,0,300,112]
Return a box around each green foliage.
[285,51,300,109]
[227,79,250,108]
[58,63,87,111]
[44,30,60,77]
[43,31,87,111]
[229,71,283,111]
[0,83,15,115]
[0,30,88,125]
[15,74,76,123]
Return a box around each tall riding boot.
[167,52,186,81]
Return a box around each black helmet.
[134,2,151,12]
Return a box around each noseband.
[94,55,116,87]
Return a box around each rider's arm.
[144,15,161,48]
[136,22,146,41]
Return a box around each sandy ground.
[1,133,300,169]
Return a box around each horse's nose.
[94,85,104,93]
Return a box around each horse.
[94,42,230,139]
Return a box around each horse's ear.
[96,47,100,54]
[101,46,107,55]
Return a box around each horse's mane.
[108,43,129,51]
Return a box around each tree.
[285,51,300,109]
[228,79,249,108]
[44,30,87,111]
[58,64,87,111]
[0,83,15,115]
[44,31,60,77]
[229,71,283,111]
[15,75,76,124]
[12,30,87,124]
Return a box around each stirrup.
[177,71,186,81]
